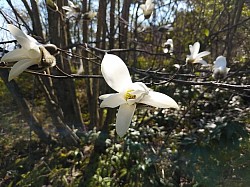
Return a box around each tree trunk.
[30,0,44,38]
[47,0,85,131]
[119,0,131,59]
[225,0,245,63]
[86,0,107,129]
[103,0,117,127]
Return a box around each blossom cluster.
[62,0,97,20]
[0,23,230,137]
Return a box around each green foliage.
[178,120,250,186]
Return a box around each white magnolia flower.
[186,42,210,65]
[99,54,179,137]
[140,0,155,19]
[62,0,80,19]
[213,56,230,80]
[158,24,174,32]
[163,39,173,55]
[1,24,56,81]
[82,10,97,20]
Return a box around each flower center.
[124,89,136,101]
[187,58,195,64]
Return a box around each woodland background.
[0,0,250,186]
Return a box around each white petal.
[173,64,180,69]
[214,56,227,68]
[65,12,74,18]
[192,42,200,57]
[146,0,153,7]
[101,54,132,92]
[116,104,136,137]
[196,51,210,59]
[189,44,193,54]
[166,39,173,45]
[140,4,146,11]
[99,93,113,100]
[27,48,42,61]
[62,6,72,11]
[139,91,179,109]
[99,93,126,108]
[8,59,37,81]
[147,2,154,11]
[7,24,39,51]
[68,0,76,8]
[163,48,169,53]
[1,49,29,62]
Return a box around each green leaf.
[119,168,127,178]
[203,28,210,37]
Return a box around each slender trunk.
[119,0,131,59]
[104,0,117,127]
[30,0,44,38]
[86,0,107,129]
[47,0,85,131]
[226,0,244,63]
[109,0,116,49]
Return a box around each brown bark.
[47,0,85,131]
[119,0,131,59]
[103,0,117,128]
[30,0,44,38]
[225,0,245,63]
[86,0,107,129]
[109,0,116,49]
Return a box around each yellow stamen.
[124,90,136,101]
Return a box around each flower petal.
[214,55,227,68]
[140,4,146,11]
[192,42,200,57]
[8,59,37,81]
[7,24,39,51]
[163,48,169,53]
[189,44,193,54]
[68,0,77,8]
[146,1,154,11]
[116,104,136,137]
[62,6,72,11]
[1,48,29,62]
[99,93,126,108]
[139,91,179,109]
[196,51,210,59]
[101,54,132,92]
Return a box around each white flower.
[163,39,173,55]
[1,24,56,81]
[140,0,155,19]
[186,42,210,65]
[158,24,174,32]
[82,10,97,20]
[99,54,179,137]
[62,0,80,19]
[213,56,230,80]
